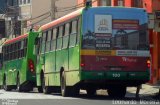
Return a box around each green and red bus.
[0,32,38,92]
[35,6,150,97]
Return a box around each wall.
[143,0,153,13]
[152,0,160,11]
[124,0,132,7]
[111,0,117,6]
[0,19,5,38]
[78,0,86,5]
[56,0,77,18]
[32,0,51,26]
[0,0,7,14]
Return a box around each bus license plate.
[112,73,121,78]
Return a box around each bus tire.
[72,87,80,96]
[38,71,43,93]
[42,75,51,94]
[60,71,69,97]
[38,86,43,93]
[108,86,126,98]
[16,75,22,92]
[3,76,11,91]
[86,88,96,96]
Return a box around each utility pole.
[51,0,57,20]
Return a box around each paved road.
[0,89,159,105]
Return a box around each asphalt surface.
[0,88,159,105]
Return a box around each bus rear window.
[82,19,149,51]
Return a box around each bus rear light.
[30,68,34,72]
[28,59,34,73]
[147,60,151,68]
[80,63,85,67]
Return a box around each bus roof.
[40,8,84,31]
[4,34,28,45]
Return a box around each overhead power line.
[56,0,98,13]
[28,11,51,21]
[31,14,51,26]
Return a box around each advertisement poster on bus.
[82,15,149,56]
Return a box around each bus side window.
[17,41,21,59]
[77,18,81,45]
[7,46,9,60]
[57,26,63,50]
[62,23,70,49]
[8,45,12,60]
[18,41,21,58]
[41,32,47,54]
[24,38,28,48]
[8,47,10,60]
[51,28,57,51]
[21,40,25,58]
[21,40,24,50]
[0,53,2,69]
[24,39,28,57]
[15,42,17,52]
[12,43,15,60]
[5,46,7,61]
[15,43,17,59]
[69,20,77,47]
[34,36,40,55]
[3,46,5,61]
[39,37,43,54]
[46,30,52,52]
[2,47,4,62]
[10,44,12,53]
[18,41,21,49]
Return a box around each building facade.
[78,0,160,12]
[0,0,7,40]
[4,0,77,38]
[78,0,111,6]
[18,0,51,34]
[0,0,7,14]
[5,0,20,38]
[112,0,160,13]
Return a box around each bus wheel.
[60,71,69,97]
[42,75,51,94]
[38,86,43,93]
[72,87,80,96]
[86,88,96,96]
[38,72,44,93]
[3,77,11,91]
[108,86,126,98]
[16,75,22,92]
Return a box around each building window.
[133,0,143,7]
[118,0,124,6]
[27,0,31,4]
[101,0,111,6]
[19,0,22,5]
[23,0,26,4]
[19,0,31,5]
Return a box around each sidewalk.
[127,84,159,95]
[96,84,160,98]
